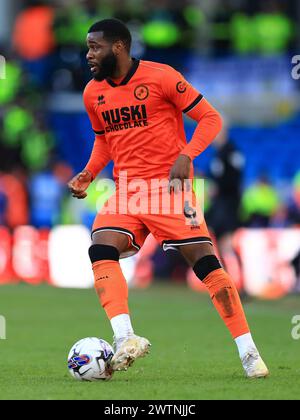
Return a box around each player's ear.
[112,40,124,55]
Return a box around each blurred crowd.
[3,0,297,91]
[0,0,299,238]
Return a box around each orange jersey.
[83,59,204,184]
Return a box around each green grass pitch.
[0,283,299,400]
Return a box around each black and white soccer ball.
[68,337,114,381]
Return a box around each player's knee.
[193,255,222,282]
[88,244,120,263]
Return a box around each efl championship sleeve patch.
[176,81,187,94]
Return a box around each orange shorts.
[92,187,212,258]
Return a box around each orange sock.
[203,268,250,339]
[92,260,129,320]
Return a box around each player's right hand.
[68,169,93,199]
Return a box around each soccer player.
[68,19,269,378]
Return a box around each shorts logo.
[176,81,187,94]
[134,85,149,100]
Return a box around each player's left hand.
[168,154,191,193]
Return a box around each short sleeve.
[161,66,203,113]
[83,85,105,137]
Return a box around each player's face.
[86,32,117,81]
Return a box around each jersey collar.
[105,58,140,87]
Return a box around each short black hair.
[88,19,132,52]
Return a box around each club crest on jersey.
[176,81,187,94]
[134,84,149,100]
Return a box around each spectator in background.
[230,10,255,55]
[288,172,300,292]
[29,162,71,228]
[1,97,54,173]
[269,204,290,228]
[12,0,56,86]
[212,0,245,55]
[241,175,281,227]
[253,0,293,55]
[269,171,300,228]
[207,121,244,242]
[206,122,244,284]
[0,171,29,228]
[287,171,300,226]
[140,0,202,68]
[215,0,294,56]
[291,248,300,293]
[0,186,7,225]
[0,60,22,105]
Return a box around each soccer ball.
[68,337,114,381]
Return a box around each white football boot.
[110,334,151,371]
[241,349,269,379]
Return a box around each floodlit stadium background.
[0,0,299,298]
